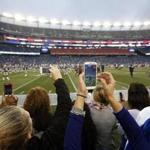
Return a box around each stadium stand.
[1,21,150,40]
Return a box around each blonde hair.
[0,106,32,150]
[93,86,109,105]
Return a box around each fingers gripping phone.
[84,62,97,90]
[40,67,50,74]
[4,84,13,95]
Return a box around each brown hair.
[128,82,150,110]
[0,106,32,150]
[93,86,109,105]
[23,87,51,131]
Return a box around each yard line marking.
[116,81,129,87]
[14,76,41,92]
[67,73,77,91]
[116,81,128,90]
[20,91,24,94]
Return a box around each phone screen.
[84,63,97,88]
[4,84,12,95]
[42,67,50,74]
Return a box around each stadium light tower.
[113,22,122,27]
[103,21,112,28]
[143,21,150,26]
[2,12,13,18]
[123,22,132,27]
[133,21,142,27]
[38,17,49,23]
[50,18,60,25]
[72,20,81,26]
[26,16,37,22]
[93,21,101,27]
[14,14,25,21]
[62,20,71,26]
[82,21,91,27]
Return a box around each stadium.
[0,11,150,97]
[1,0,150,150]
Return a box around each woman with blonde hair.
[0,106,32,150]
[89,86,120,150]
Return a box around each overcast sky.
[0,0,150,22]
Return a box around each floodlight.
[143,21,150,26]
[38,17,48,23]
[14,14,25,21]
[62,20,70,25]
[123,22,132,27]
[113,22,122,27]
[82,21,91,27]
[50,18,60,25]
[26,16,37,22]
[2,12,13,18]
[93,21,101,27]
[72,20,81,26]
[103,22,111,28]
[133,21,142,27]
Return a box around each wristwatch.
[71,107,86,117]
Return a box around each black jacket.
[26,79,72,150]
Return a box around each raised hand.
[49,65,62,81]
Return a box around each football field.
[0,67,150,95]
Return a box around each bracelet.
[77,94,87,98]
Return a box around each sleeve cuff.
[114,107,127,119]
[71,107,86,117]
[54,78,64,86]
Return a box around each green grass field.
[0,67,150,95]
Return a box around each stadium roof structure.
[1,12,150,31]
[1,12,150,41]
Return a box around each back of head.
[0,106,32,150]
[24,87,51,131]
[128,82,150,110]
[93,86,109,105]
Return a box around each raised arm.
[64,73,87,150]
[97,72,150,149]
[50,66,72,117]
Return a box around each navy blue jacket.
[114,108,150,150]
[64,113,84,150]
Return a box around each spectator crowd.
[0,65,150,150]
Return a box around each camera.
[40,67,50,74]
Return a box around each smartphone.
[40,67,50,74]
[84,62,97,90]
[4,84,12,95]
